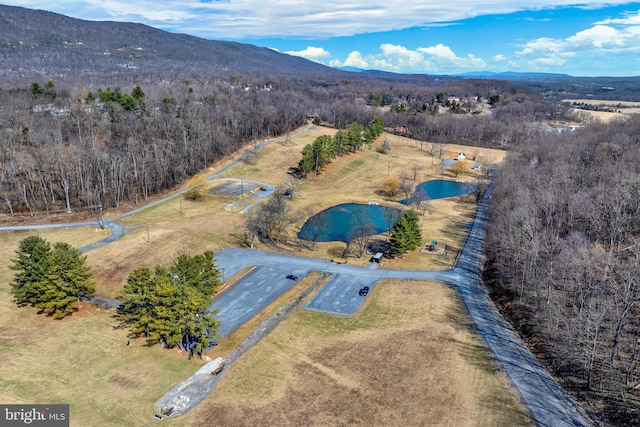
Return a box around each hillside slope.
[0,4,342,84]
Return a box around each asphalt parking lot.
[210,265,309,337]
[304,273,377,316]
[210,249,383,335]
[209,180,261,197]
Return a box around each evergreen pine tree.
[389,210,423,257]
[10,235,51,306]
[115,267,156,336]
[116,252,222,356]
[404,209,423,251]
[298,144,315,176]
[10,237,95,318]
[389,215,410,256]
[36,242,95,319]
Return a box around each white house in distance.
[457,152,466,161]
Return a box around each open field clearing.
[66,126,506,295]
[565,98,640,122]
[0,270,202,427]
[0,126,517,426]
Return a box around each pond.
[402,179,471,204]
[298,203,403,243]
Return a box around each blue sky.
[4,1,640,76]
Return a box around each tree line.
[298,118,383,176]
[0,76,569,218]
[485,115,640,425]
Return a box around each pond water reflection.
[298,203,403,243]
[402,179,470,204]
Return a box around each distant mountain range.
[455,71,573,80]
[2,3,640,101]
[337,66,574,79]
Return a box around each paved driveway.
[304,273,377,316]
[210,265,307,337]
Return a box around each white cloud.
[330,51,370,69]
[515,12,640,71]
[3,1,635,39]
[417,43,485,69]
[284,46,330,62]
[332,43,486,73]
[86,0,197,22]
[597,10,640,26]
[513,11,640,74]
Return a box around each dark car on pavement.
[359,286,369,296]
[286,274,298,281]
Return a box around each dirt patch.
[107,374,141,390]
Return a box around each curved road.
[0,123,590,426]
[0,124,313,251]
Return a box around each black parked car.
[286,274,298,281]
[359,286,370,296]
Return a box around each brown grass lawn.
[175,280,531,427]
[0,126,520,426]
[0,230,202,427]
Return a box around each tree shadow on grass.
[444,299,533,425]
[445,299,501,375]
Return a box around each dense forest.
[0,75,558,218]
[486,116,640,426]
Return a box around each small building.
[371,252,384,263]
[457,152,466,161]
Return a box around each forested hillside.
[486,116,640,426]
[0,4,344,86]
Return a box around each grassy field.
[565,98,640,122]
[0,127,525,426]
[179,280,531,427]
[85,127,506,294]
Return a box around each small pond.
[298,203,403,243]
[402,179,471,204]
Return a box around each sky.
[3,1,640,76]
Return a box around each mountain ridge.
[0,4,345,85]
